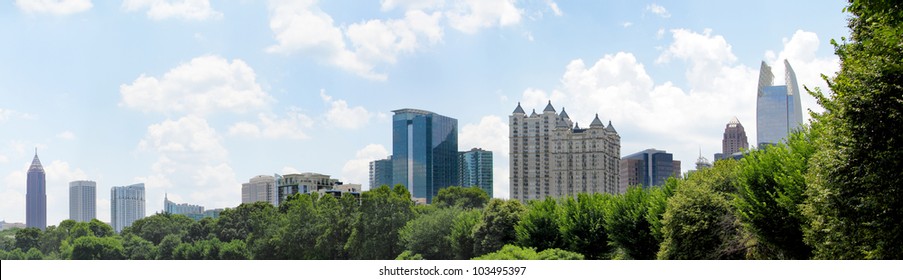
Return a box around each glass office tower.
[756,60,803,147]
[392,109,459,203]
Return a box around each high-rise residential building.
[757,60,803,148]
[26,149,46,230]
[164,194,205,220]
[242,175,277,206]
[69,180,97,222]
[275,172,340,204]
[111,183,145,233]
[619,149,681,191]
[459,148,493,197]
[510,101,621,203]
[392,108,459,203]
[715,116,749,160]
[369,157,393,190]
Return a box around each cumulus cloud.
[120,55,272,115]
[56,131,76,141]
[341,144,390,190]
[546,0,562,16]
[15,0,92,15]
[459,115,509,198]
[445,0,522,34]
[622,22,633,28]
[764,30,840,121]
[320,91,370,130]
[123,0,222,20]
[646,3,670,18]
[228,108,314,140]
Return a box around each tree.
[70,236,125,260]
[25,247,44,260]
[39,225,67,255]
[433,186,490,209]
[735,131,814,259]
[346,185,414,259]
[560,193,611,260]
[156,234,182,260]
[122,213,193,245]
[658,182,745,260]
[313,194,357,259]
[603,187,658,259]
[515,197,564,251]
[448,209,481,260]
[88,219,114,238]
[14,227,42,252]
[472,244,583,260]
[277,193,319,259]
[215,201,278,243]
[399,206,462,260]
[472,199,526,256]
[804,0,903,260]
[122,234,156,260]
[184,217,216,243]
[219,239,248,260]
[646,178,679,246]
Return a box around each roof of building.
[530,109,538,117]
[513,102,525,114]
[559,107,569,119]
[605,120,617,133]
[28,149,43,173]
[392,108,435,115]
[590,114,604,127]
[543,100,556,113]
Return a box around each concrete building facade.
[69,180,97,222]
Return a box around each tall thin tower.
[26,148,47,230]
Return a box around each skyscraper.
[369,157,393,191]
[459,148,493,197]
[510,102,621,203]
[619,149,681,191]
[757,60,803,147]
[111,183,145,233]
[242,175,277,206]
[164,194,205,220]
[69,180,97,222]
[392,108,459,203]
[715,117,749,160]
[26,149,46,230]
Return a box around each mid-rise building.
[392,108,459,203]
[26,149,46,230]
[509,102,621,203]
[369,157,393,190]
[164,194,204,219]
[459,148,493,197]
[111,183,145,233]
[715,117,749,160]
[757,60,803,148]
[242,175,277,206]
[69,180,97,222]
[619,149,681,191]
[276,172,340,204]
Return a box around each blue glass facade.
[620,149,681,189]
[459,148,493,197]
[392,109,458,203]
[756,60,803,147]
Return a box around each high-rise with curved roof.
[756,60,803,147]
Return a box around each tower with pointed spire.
[715,116,749,160]
[510,101,620,203]
[26,148,46,230]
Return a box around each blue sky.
[0,0,847,226]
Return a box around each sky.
[0,0,848,226]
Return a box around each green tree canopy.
[433,186,490,209]
[70,236,125,260]
[399,206,462,260]
[447,209,482,260]
[472,199,526,256]
[560,193,612,260]
[658,182,745,260]
[14,227,42,252]
[122,213,194,245]
[472,244,583,260]
[346,185,414,259]
[603,187,658,259]
[515,197,564,251]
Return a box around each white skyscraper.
[69,180,96,222]
[242,175,277,206]
[111,183,145,233]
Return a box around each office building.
[510,102,621,203]
[276,172,340,204]
[69,180,97,222]
[111,183,145,233]
[715,117,749,160]
[392,108,459,203]
[620,149,681,191]
[459,148,493,197]
[26,149,46,230]
[242,175,277,206]
[164,194,204,218]
[757,60,803,147]
[369,157,393,190]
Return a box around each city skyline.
[0,1,845,225]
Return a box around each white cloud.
[122,0,222,20]
[546,0,562,16]
[341,144,390,190]
[228,108,314,140]
[380,0,445,11]
[0,159,90,225]
[646,3,670,18]
[15,0,92,15]
[346,10,444,64]
[657,28,665,39]
[56,131,76,140]
[765,30,840,122]
[319,91,370,130]
[622,22,633,28]
[0,109,11,122]
[120,55,272,115]
[445,0,522,34]
[460,115,510,199]
[0,154,8,164]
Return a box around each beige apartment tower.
[509,101,621,203]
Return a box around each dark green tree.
[313,194,357,259]
[156,234,182,260]
[448,209,481,260]
[399,206,462,260]
[70,236,125,260]
[88,219,114,238]
[122,213,193,245]
[25,247,44,260]
[646,178,679,244]
[472,244,583,260]
[560,193,611,259]
[803,0,903,259]
[219,239,248,260]
[433,186,490,209]
[215,201,278,243]
[122,234,156,260]
[39,225,67,255]
[5,248,26,260]
[735,131,814,259]
[14,227,42,252]
[515,197,564,251]
[346,185,414,259]
[658,182,745,260]
[277,193,319,259]
[472,199,526,256]
[603,186,658,259]
[183,217,216,243]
